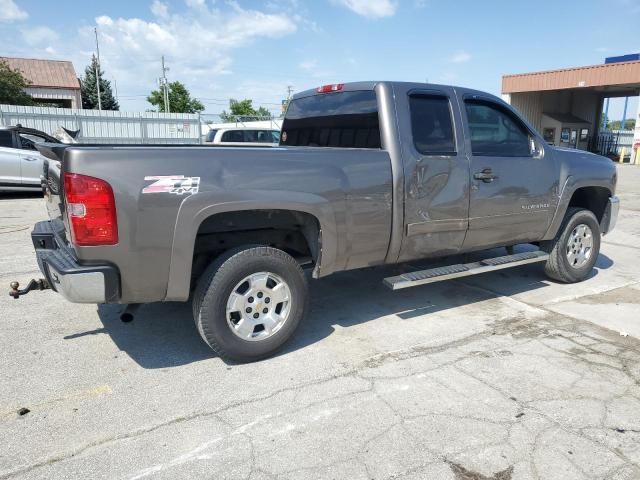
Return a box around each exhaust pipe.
[120,304,141,323]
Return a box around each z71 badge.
[142,176,200,195]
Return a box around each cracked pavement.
[1,166,640,480]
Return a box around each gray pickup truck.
[11,81,619,362]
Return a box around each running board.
[383,251,549,291]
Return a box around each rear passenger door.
[394,86,470,262]
[0,130,22,187]
[461,95,557,249]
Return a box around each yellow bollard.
[619,147,626,163]
[636,147,640,165]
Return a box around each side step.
[383,251,549,291]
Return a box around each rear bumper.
[32,221,120,303]
[601,196,620,235]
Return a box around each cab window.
[409,94,456,155]
[19,133,48,150]
[464,100,531,157]
[0,130,14,148]
[221,130,244,143]
[255,130,278,143]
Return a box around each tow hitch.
[9,279,50,299]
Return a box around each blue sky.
[1,0,639,119]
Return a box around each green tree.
[80,55,119,110]
[220,99,272,122]
[147,81,204,113]
[607,119,636,131]
[0,60,34,106]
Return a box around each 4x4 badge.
[142,176,200,195]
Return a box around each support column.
[634,98,640,164]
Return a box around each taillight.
[63,172,118,246]
[316,83,344,93]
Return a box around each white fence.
[0,104,202,144]
[596,129,635,157]
[611,129,635,151]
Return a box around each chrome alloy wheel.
[226,272,292,342]
[566,223,594,268]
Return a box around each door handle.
[23,157,39,162]
[473,168,497,183]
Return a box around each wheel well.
[191,209,320,282]
[567,186,611,223]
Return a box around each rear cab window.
[281,90,380,148]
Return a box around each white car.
[0,126,60,192]
[204,127,280,147]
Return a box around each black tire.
[544,207,601,283]
[192,246,308,362]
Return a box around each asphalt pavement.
[1,166,640,480]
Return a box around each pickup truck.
[10,81,619,362]
[203,127,280,146]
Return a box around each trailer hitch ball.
[9,281,22,299]
[8,279,50,299]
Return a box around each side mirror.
[531,138,544,159]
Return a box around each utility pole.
[281,85,294,117]
[621,96,629,131]
[160,56,170,113]
[94,27,102,111]
[603,98,610,129]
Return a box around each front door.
[17,132,46,186]
[461,97,558,249]
[395,85,470,262]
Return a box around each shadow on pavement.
[87,247,613,368]
[94,301,214,368]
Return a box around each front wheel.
[544,207,601,283]
[192,246,308,362]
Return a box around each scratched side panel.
[391,83,471,262]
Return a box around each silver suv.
[0,125,60,192]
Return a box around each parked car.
[0,125,60,192]
[204,127,280,146]
[13,81,619,362]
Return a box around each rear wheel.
[544,208,600,283]
[192,246,308,362]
